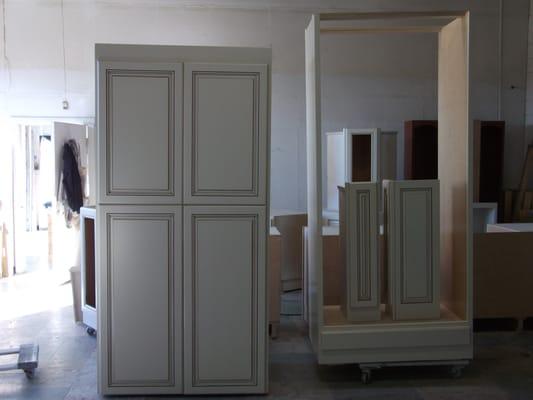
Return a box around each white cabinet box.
[96,44,270,396]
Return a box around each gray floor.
[1,306,533,399]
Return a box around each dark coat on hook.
[62,142,83,213]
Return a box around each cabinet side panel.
[305,14,323,354]
[438,16,470,320]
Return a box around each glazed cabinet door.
[384,180,440,320]
[97,62,182,204]
[183,63,268,205]
[339,183,380,322]
[97,205,182,395]
[183,206,267,394]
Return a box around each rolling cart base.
[359,359,469,384]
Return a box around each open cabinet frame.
[305,11,472,367]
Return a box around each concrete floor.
[0,303,533,399]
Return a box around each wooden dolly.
[0,344,39,378]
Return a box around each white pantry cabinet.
[339,183,380,321]
[384,180,440,320]
[96,44,270,396]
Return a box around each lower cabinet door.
[384,180,440,320]
[97,205,182,395]
[183,206,267,394]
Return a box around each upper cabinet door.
[98,62,182,204]
[183,63,268,205]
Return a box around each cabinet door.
[97,205,182,395]
[97,62,182,204]
[183,63,268,205]
[183,206,267,394]
[384,180,440,320]
[339,183,380,321]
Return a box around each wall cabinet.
[473,120,505,203]
[326,128,380,211]
[384,180,440,320]
[96,45,270,396]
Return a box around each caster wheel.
[450,366,463,379]
[87,327,96,336]
[361,370,372,384]
[24,370,35,379]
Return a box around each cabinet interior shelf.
[323,304,462,327]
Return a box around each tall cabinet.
[96,44,270,396]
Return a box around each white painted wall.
[0,0,530,210]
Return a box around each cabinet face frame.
[97,61,183,204]
[183,63,268,205]
[183,206,267,394]
[97,205,182,395]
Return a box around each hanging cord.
[60,0,67,100]
[2,0,11,89]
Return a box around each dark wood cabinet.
[474,120,505,203]
[404,120,438,180]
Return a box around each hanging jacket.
[61,142,83,213]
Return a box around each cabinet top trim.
[96,44,271,65]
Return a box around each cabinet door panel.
[384,180,440,320]
[97,205,182,395]
[184,64,267,205]
[339,183,380,321]
[183,206,266,394]
[97,62,182,204]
